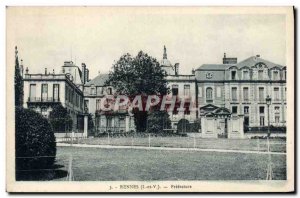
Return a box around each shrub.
[146,110,171,133]
[49,104,73,132]
[15,107,56,170]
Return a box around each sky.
[7,7,287,79]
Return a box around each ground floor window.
[244,116,249,126]
[260,116,265,126]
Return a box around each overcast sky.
[7,7,286,79]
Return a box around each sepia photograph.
[6,6,294,192]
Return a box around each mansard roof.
[196,55,285,71]
[196,64,231,71]
[86,74,109,86]
[236,56,285,69]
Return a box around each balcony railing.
[27,97,60,102]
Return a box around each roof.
[196,64,231,71]
[236,56,285,68]
[196,56,285,71]
[85,74,109,86]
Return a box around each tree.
[146,110,171,134]
[106,51,169,132]
[49,104,73,132]
[14,46,23,107]
[15,107,56,170]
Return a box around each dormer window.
[243,70,249,80]
[231,71,236,80]
[90,87,95,95]
[258,70,264,80]
[273,70,279,80]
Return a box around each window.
[84,100,89,111]
[184,103,190,115]
[91,87,95,95]
[274,87,280,100]
[243,87,249,101]
[231,71,236,80]
[107,87,112,95]
[244,106,249,114]
[172,85,178,96]
[232,106,238,114]
[231,87,237,101]
[260,116,265,126]
[244,117,249,126]
[29,84,36,100]
[275,107,280,124]
[259,106,265,114]
[107,117,112,128]
[258,70,264,80]
[243,70,249,80]
[273,71,279,80]
[206,87,213,100]
[53,84,59,101]
[259,87,264,101]
[217,87,221,97]
[96,99,101,111]
[184,85,190,96]
[119,117,125,128]
[41,84,48,101]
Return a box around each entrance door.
[218,118,228,138]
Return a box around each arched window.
[206,87,213,100]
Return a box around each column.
[83,114,88,137]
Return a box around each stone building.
[83,73,135,136]
[22,61,88,137]
[195,53,287,138]
[21,46,287,139]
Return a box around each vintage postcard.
[6,6,294,192]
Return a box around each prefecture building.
[21,46,287,138]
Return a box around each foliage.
[106,51,169,132]
[49,104,73,132]
[15,107,56,170]
[146,110,171,133]
[14,46,23,107]
[177,119,190,133]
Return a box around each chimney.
[256,54,260,58]
[174,63,179,76]
[25,67,29,74]
[81,63,86,84]
[86,68,89,82]
[192,68,195,75]
[45,68,47,75]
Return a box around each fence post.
[131,136,134,147]
[257,138,260,152]
[148,133,151,147]
[66,154,74,181]
[107,133,110,145]
[193,134,196,149]
[267,137,270,153]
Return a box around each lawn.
[64,137,286,153]
[48,146,286,181]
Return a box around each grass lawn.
[51,146,286,181]
[66,137,286,153]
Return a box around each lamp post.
[266,95,272,138]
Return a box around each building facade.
[21,47,287,138]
